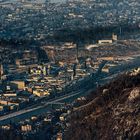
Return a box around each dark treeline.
[0,23,140,48]
[52,23,140,43]
[0,38,49,64]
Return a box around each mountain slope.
[64,70,140,140]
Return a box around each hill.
[64,70,140,140]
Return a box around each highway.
[0,90,85,125]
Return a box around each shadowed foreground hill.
[64,71,140,140]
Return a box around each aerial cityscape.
[0,0,140,140]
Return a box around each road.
[0,90,85,125]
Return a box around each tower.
[76,43,79,63]
[73,63,77,78]
[0,64,4,79]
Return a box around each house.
[21,124,32,132]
